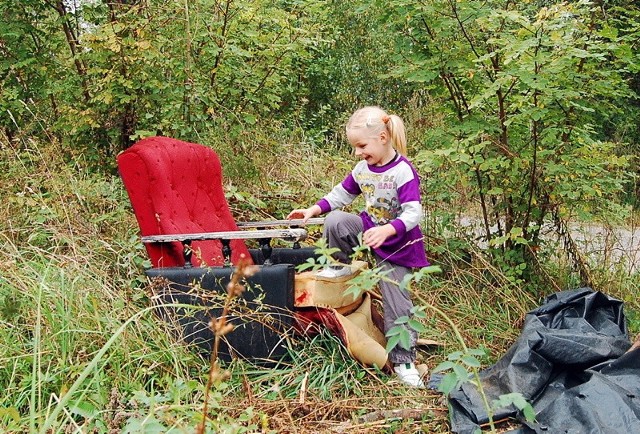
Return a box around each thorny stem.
[413,292,497,432]
[316,243,499,431]
[375,270,498,432]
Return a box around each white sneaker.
[316,265,354,279]
[394,363,426,388]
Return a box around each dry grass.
[2,133,638,433]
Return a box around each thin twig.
[196,256,258,434]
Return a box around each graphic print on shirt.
[358,174,401,225]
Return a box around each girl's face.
[347,128,395,166]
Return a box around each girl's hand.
[286,205,321,223]
[363,224,396,249]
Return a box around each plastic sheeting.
[442,288,640,434]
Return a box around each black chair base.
[146,264,296,363]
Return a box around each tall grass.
[1,132,638,433]
[0,134,430,432]
[1,135,203,432]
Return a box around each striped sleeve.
[316,172,360,214]
[391,161,422,233]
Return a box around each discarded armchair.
[117,136,389,368]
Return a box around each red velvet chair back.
[117,136,251,267]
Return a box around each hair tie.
[382,115,390,124]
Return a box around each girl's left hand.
[363,224,396,249]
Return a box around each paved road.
[456,217,640,274]
[566,223,639,273]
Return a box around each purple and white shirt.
[316,154,429,268]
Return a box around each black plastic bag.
[444,288,640,434]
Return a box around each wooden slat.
[236,217,325,228]
[141,228,308,243]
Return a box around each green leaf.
[408,318,428,333]
[393,315,409,326]
[438,371,460,395]
[493,392,536,422]
[521,402,537,422]
[405,68,439,83]
[467,348,488,357]
[385,334,401,353]
[432,360,456,373]
[70,401,97,418]
[398,329,412,350]
[452,363,469,380]
[461,355,481,368]
[447,351,464,361]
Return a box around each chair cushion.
[117,136,252,267]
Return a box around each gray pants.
[323,210,417,364]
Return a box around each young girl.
[287,106,429,388]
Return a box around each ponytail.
[386,114,407,156]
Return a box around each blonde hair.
[345,106,407,156]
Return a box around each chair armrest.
[236,218,325,229]
[141,228,308,243]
